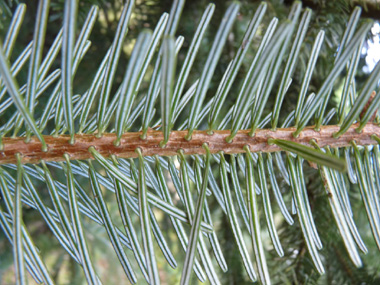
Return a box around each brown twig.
[1,123,380,164]
[360,90,378,122]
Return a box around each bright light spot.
[362,22,380,73]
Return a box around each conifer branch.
[2,122,379,164]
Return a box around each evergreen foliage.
[0,0,380,284]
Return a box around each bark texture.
[1,123,379,164]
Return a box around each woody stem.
[1,122,379,164]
